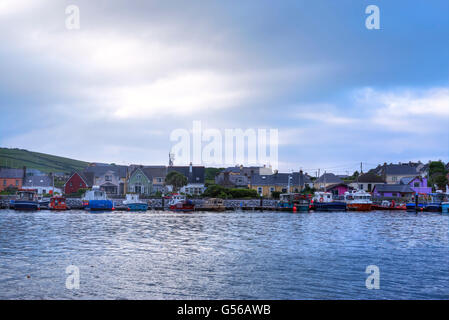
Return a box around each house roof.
[384,164,418,175]
[142,166,167,180]
[65,171,94,187]
[84,164,128,179]
[167,166,205,184]
[357,172,385,183]
[373,184,414,193]
[0,168,24,179]
[23,175,52,187]
[315,173,343,184]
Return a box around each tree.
[434,175,448,190]
[165,171,188,192]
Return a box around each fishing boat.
[311,192,346,211]
[277,193,310,212]
[12,189,39,211]
[82,186,114,211]
[202,198,226,212]
[48,196,68,210]
[168,194,195,212]
[424,191,446,212]
[344,190,372,211]
[123,194,148,211]
[371,200,406,211]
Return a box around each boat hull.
[313,202,347,212]
[169,204,195,212]
[371,205,405,211]
[425,204,442,212]
[347,203,372,211]
[13,201,39,211]
[442,203,449,215]
[127,203,148,211]
[83,200,114,211]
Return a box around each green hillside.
[0,148,89,174]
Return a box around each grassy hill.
[0,148,89,174]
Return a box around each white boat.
[312,191,347,211]
[123,194,148,211]
[344,190,372,211]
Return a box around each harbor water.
[0,209,448,299]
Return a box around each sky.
[0,0,448,175]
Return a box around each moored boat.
[82,186,114,211]
[311,192,346,211]
[344,190,372,211]
[371,200,406,211]
[168,194,195,212]
[49,196,68,210]
[12,189,39,211]
[202,198,226,212]
[277,193,310,212]
[123,194,148,211]
[442,202,449,215]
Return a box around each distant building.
[349,172,386,192]
[314,173,343,190]
[250,171,309,197]
[399,176,431,194]
[64,172,93,195]
[22,175,61,195]
[372,184,414,199]
[84,163,128,195]
[167,164,205,195]
[0,168,25,192]
[326,183,353,196]
[374,163,420,184]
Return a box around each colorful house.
[400,176,431,194]
[250,171,309,197]
[372,184,414,199]
[64,172,93,195]
[127,167,153,195]
[0,168,25,192]
[326,183,352,196]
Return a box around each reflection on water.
[0,210,448,299]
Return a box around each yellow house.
[250,172,304,197]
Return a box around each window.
[80,183,83,187]
[392,176,397,182]
[3,180,6,186]
[414,182,420,188]
[367,184,372,192]
[70,182,72,187]
[270,187,275,192]
[105,175,111,181]
[281,188,287,193]
[16,180,19,186]
[257,187,263,194]
[359,184,363,190]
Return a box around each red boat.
[371,200,406,211]
[168,194,195,212]
[48,196,68,210]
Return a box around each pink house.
[327,183,353,196]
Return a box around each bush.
[203,184,259,199]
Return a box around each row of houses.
[63,163,205,196]
[214,162,441,199]
[0,167,62,194]
[1,161,447,198]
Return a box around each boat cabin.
[17,189,38,201]
[82,186,108,201]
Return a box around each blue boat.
[442,202,449,215]
[82,186,114,211]
[311,192,346,212]
[12,189,39,211]
[123,194,148,211]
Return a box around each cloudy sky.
[0,0,448,175]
